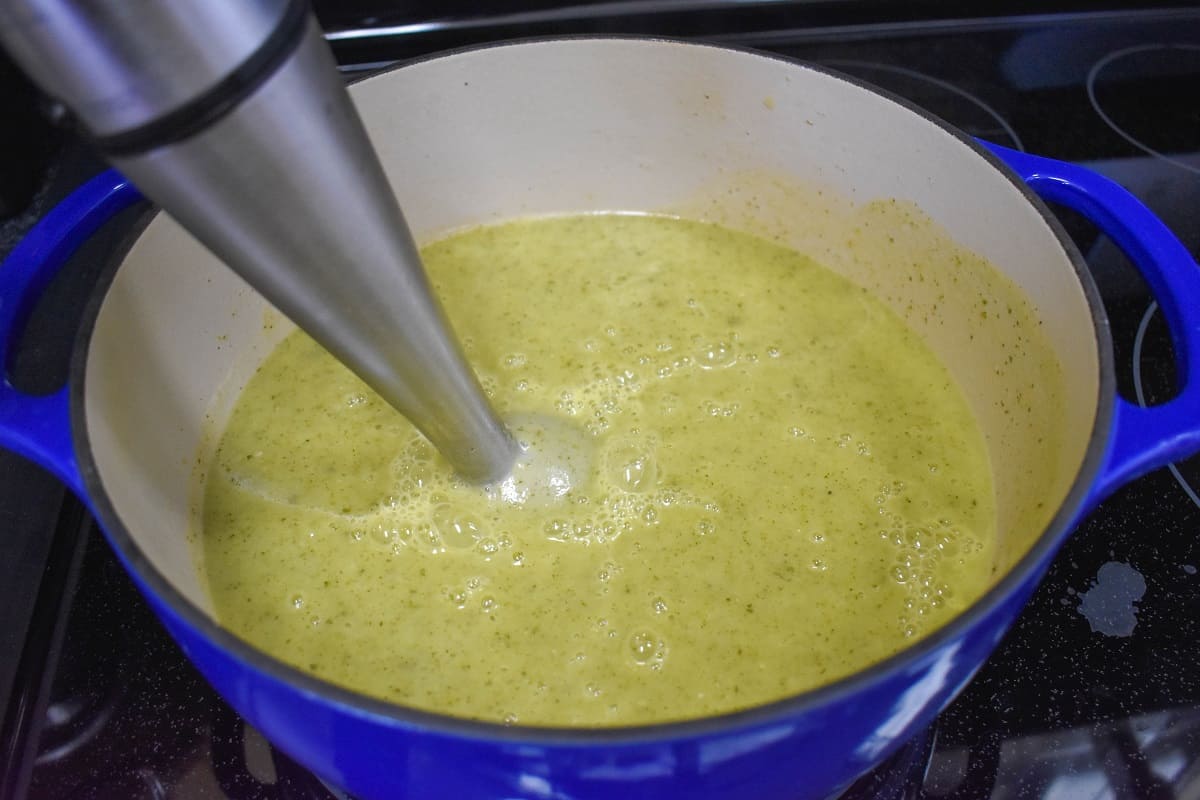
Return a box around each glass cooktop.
[2,5,1199,798]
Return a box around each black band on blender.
[94,0,310,157]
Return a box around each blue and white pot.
[2,38,1199,800]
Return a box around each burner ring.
[1087,44,1200,176]
[819,59,1025,152]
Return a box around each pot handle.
[986,143,1200,507]
[0,169,143,498]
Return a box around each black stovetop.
[2,6,1200,799]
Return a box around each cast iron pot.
[3,38,1200,800]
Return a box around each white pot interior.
[83,39,1097,628]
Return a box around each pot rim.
[69,35,1114,746]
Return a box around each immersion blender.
[0,0,517,482]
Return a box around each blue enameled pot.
[2,39,1199,800]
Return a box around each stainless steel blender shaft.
[0,0,516,482]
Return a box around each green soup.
[200,214,995,726]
